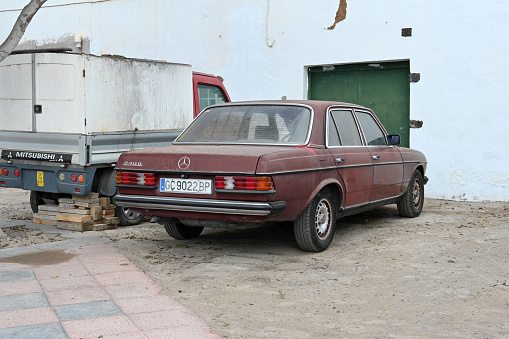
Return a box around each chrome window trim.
[173,102,315,147]
[354,109,389,147]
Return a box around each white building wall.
[1,0,508,201]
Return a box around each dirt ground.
[1,187,508,338]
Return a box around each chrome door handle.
[372,155,380,160]
[336,158,345,163]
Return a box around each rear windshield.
[176,105,311,144]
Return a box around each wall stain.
[328,0,347,30]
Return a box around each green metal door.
[308,61,410,147]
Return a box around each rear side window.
[356,111,387,146]
[329,110,363,146]
[198,84,227,111]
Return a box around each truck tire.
[30,191,44,213]
[115,205,145,226]
[30,191,59,213]
[293,188,337,252]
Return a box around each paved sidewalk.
[0,238,219,339]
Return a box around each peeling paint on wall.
[327,0,347,30]
[450,170,508,188]
[18,33,90,54]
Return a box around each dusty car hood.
[116,144,302,174]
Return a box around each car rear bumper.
[113,194,287,216]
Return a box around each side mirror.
[387,134,401,146]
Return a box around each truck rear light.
[14,170,20,177]
[78,175,85,183]
[3,169,8,176]
[215,176,274,191]
[71,174,77,182]
[116,171,156,186]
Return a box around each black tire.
[161,219,204,240]
[294,189,337,252]
[30,191,44,213]
[398,170,425,218]
[115,205,145,226]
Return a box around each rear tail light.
[14,170,20,177]
[2,169,9,176]
[116,171,156,186]
[215,176,274,191]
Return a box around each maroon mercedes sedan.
[114,101,427,252]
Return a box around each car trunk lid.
[116,144,292,174]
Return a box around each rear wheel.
[115,205,145,226]
[397,170,424,217]
[30,191,44,213]
[160,219,204,240]
[30,191,59,213]
[294,189,337,252]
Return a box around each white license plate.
[160,178,213,195]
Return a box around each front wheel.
[294,189,337,252]
[397,170,424,217]
[159,218,204,240]
[115,205,145,226]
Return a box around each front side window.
[356,111,387,146]
[176,105,311,145]
[198,84,227,111]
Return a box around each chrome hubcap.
[315,199,331,239]
[412,179,422,207]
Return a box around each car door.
[326,108,373,208]
[355,110,403,202]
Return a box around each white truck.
[0,52,230,225]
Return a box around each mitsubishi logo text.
[178,156,190,169]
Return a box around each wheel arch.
[303,179,343,215]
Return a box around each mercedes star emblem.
[178,156,191,169]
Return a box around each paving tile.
[0,322,68,339]
[129,310,200,331]
[99,331,149,339]
[145,327,221,339]
[0,292,49,312]
[0,269,36,283]
[94,270,154,286]
[0,307,59,328]
[32,259,89,280]
[78,254,138,275]
[0,263,30,272]
[61,315,140,338]
[45,285,111,306]
[38,274,98,292]
[54,300,123,321]
[114,295,185,314]
[104,282,162,300]
[67,244,119,255]
[0,280,42,297]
